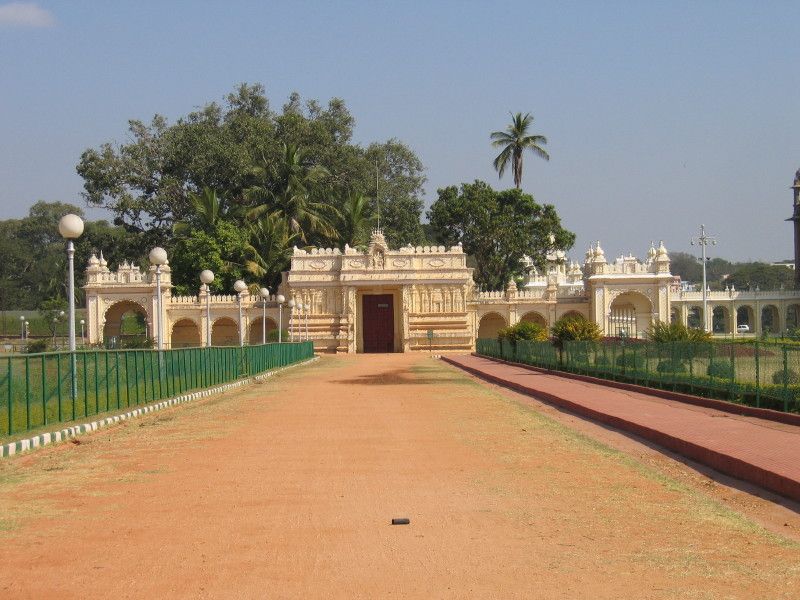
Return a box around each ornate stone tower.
[790,168,800,288]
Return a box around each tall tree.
[490,112,549,188]
[428,181,574,290]
[338,192,373,248]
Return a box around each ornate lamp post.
[259,287,270,344]
[80,319,85,344]
[233,280,248,347]
[200,270,215,347]
[276,294,285,343]
[287,299,296,342]
[148,247,169,350]
[690,225,717,333]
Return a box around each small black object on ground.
[391,518,410,525]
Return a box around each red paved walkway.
[444,354,800,502]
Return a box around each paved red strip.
[444,354,800,502]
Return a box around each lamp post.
[304,303,310,342]
[19,315,25,341]
[58,215,83,352]
[690,224,717,333]
[233,280,247,347]
[287,299,296,342]
[52,317,58,345]
[200,270,215,347]
[149,247,168,350]
[59,214,84,400]
[259,287,270,344]
[276,294,285,343]
[80,319,85,345]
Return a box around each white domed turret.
[592,241,606,262]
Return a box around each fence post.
[755,341,760,408]
[783,345,789,413]
[7,356,12,435]
[729,340,735,401]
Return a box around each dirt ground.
[0,354,798,599]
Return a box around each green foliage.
[772,368,800,385]
[707,360,734,379]
[490,112,549,188]
[615,352,645,369]
[38,297,68,336]
[725,263,795,291]
[550,314,601,344]
[267,328,289,342]
[70,83,429,291]
[24,339,49,354]
[116,336,154,349]
[656,359,687,373]
[427,181,574,290]
[648,320,711,343]
[497,321,548,344]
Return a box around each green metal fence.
[476,338,800,413]
[1,342,314,437]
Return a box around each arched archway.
[478,312,506,340]
[761,304,779,335]
[687,306,702,329]
[103,300,149,348]
[520,311,546,328]
[171,318,201,348]
[248,316,277,345]
[609,292,652,338]
[712,306,730,334]
[736,305,754,332]
[560,310,585,321]
[211,317,239,346]
[787,304,800,331]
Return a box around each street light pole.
[200,270,215,347]
[691,224,717,333]
[276,295,285,343]
[233,280,247,347]
[80,319,85,345]
[59,214,84,399]
[304,303,310,342]
[287,299,295,342]
[259,287,270,344]
[148,247,168,350]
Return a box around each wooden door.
[362,294,394,353]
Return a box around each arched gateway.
[86,229,800,354]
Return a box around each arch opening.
[712,306,730,334]
[609,292,652,339]
[761,304,779,335]
[171,318,201,348]
[519,311,547,328]
[248,316,278,345]
[211,317,239,347]
[478,312,506,340]
[103,300,149,348]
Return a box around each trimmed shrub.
[656,359,687,373]
[615,352,645,369]
[772,369,800,385]
[498,321,548,344]
[24,339,48,354]
[707,360,734,379]
[648,321,711,343]
[551,314,601,345]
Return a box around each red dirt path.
[0,354,798,599]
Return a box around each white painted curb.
[0,356,318,458]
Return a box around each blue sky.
[1,1,799,262]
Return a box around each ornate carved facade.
[83,229,800,353]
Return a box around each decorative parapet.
[84,253,172,287]
[672,289,800,302]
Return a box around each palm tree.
[338,192,373,248]
[490,112,549,188]
[174,187,225,235]
[245,143,338,243]
[244,212,300,289]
